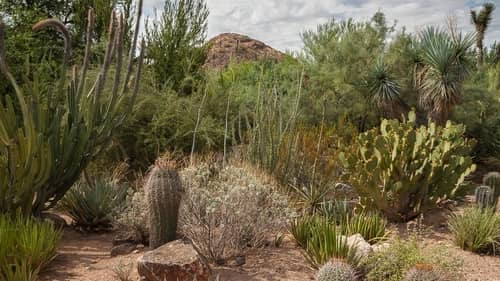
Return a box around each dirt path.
[40,230,315,281]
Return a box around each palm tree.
[471,3,495,68]
[415,27,475,125]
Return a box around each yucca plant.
[0,214,61,281]
[345,212,388,244]
[448,207,500,254]
[58,178,128,230]
[318,199,354,225]
[0,0,144,216]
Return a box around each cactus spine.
[483,172,500,207]
[475,185,495,210]
[404,265,440,281]
[145,162,184,249]
[315,260,357,281]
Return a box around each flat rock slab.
[137,240,210,281]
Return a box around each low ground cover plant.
[0,214,61,281]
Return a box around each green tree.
[471,2,495,68]
[145,0,209,91]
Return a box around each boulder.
[137,240,210,281]
[347,234,372,258]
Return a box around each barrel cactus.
[475,185,495,210]
[315,260,357,281]
[483,172,500,206]
[145,160,184,249]
[404,265,440,281]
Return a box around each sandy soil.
[40,205,499,281]
[40,230,315,281]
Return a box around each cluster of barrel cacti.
[315,259,358,281]
[145,160,184,249]
[340,111,476,222]
[0,0,144,216]
[475,172,500,210]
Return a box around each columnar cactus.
[145,161,184,249]
[0,0,145,216]
[315,260,357,281]
[483,172,500,207]
[475,185,495,210]
[404,265,440,281]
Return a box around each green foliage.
[318,199,354,225]
[145,0,208,91]
[58,178,128,230]
[340,112,476,222]
[0,4,144,216]
[301,16,386,130]
[290,215,360,268]
[0,214,61,281]
[452,84,500,159]
[475,185,495,210]
[315,260,358,281]
[364,239,462,281]
[448,207,500,254]
[345,212,388,244]
[146,163,184,249]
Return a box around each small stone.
[137,240,210,281]
[111,243,137,257]
[235,255,246,266]
[137,244,145,249]
[347,234,372,258]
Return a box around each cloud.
[142,0,500,52]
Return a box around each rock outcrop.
[137,240,210,281]
[204,33,286,69]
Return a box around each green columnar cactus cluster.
[404,266,440,281]
[145,162,184,249]
[475,185,495,210]
[340,111,476,222]
[0,0,144,216]
[315,260,358,281]
[482,172,500,207]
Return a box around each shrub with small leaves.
[404,264,440,281]
[116,189,149,244]
[180,161,292,263]
[315,260,358,281]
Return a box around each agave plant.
[58,178,128,230]
[0,1,144,216]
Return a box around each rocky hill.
[204,33,286,69]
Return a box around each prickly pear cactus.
[404,265,440,281]
[315,260,357,281]
[475,185,494,210]
[145,161,184,249]
[483,172,500,207]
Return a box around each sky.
[142,0,500,52]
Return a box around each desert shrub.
[448,207,500,254]
[315,260,358,281]
[0,214,61,281]
[115,188,149,244]
[340,112,476,222]
[58,178,128,230]
[364,239,463,281]
[290,215,360,268]
[179,162,292,263]
[345,212,388,244]
[404,264,441,281]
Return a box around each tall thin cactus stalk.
[0,0,145,216]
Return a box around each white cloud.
[142,0,500,52]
